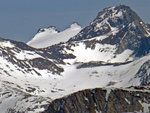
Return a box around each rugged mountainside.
[44,87,150,113]
[68,5,150,57]
[0,5,150,113]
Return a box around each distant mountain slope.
[27,23,82,48]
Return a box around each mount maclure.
[0,5,150,113]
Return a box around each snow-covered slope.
[0,38,150,102]
[27,23,82,48]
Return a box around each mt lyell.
[0,5,150,113]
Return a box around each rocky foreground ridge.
[44,87,150,113]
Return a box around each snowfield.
[0,46,149,101]
[27,23,82,48]
[1,51,150,112]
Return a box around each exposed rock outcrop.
[44,88,150,113]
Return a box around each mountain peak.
[69,5,149,42]
[69,22,82,30]
[37,26,59,34]
[27,23,82,48]
[47,26,59,33]
[94,5,142,26]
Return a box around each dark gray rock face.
[135,60,150,85]
[69,5,148,41]
[44,88,150,113]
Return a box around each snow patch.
[67,42,117,63]
[14,50,43,60]
[139,100,150,113]
[111,49,133,63]
[0,41,14,48]
[125,98,131,104]
[65,42,133,63]
[106,88,111,101]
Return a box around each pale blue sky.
[0,0,150,42]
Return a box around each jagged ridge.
[44,87,150,113]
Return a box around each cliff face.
[44,88,150,113]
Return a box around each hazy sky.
[0,0,150,42]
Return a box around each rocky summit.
[0,5,150,113]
